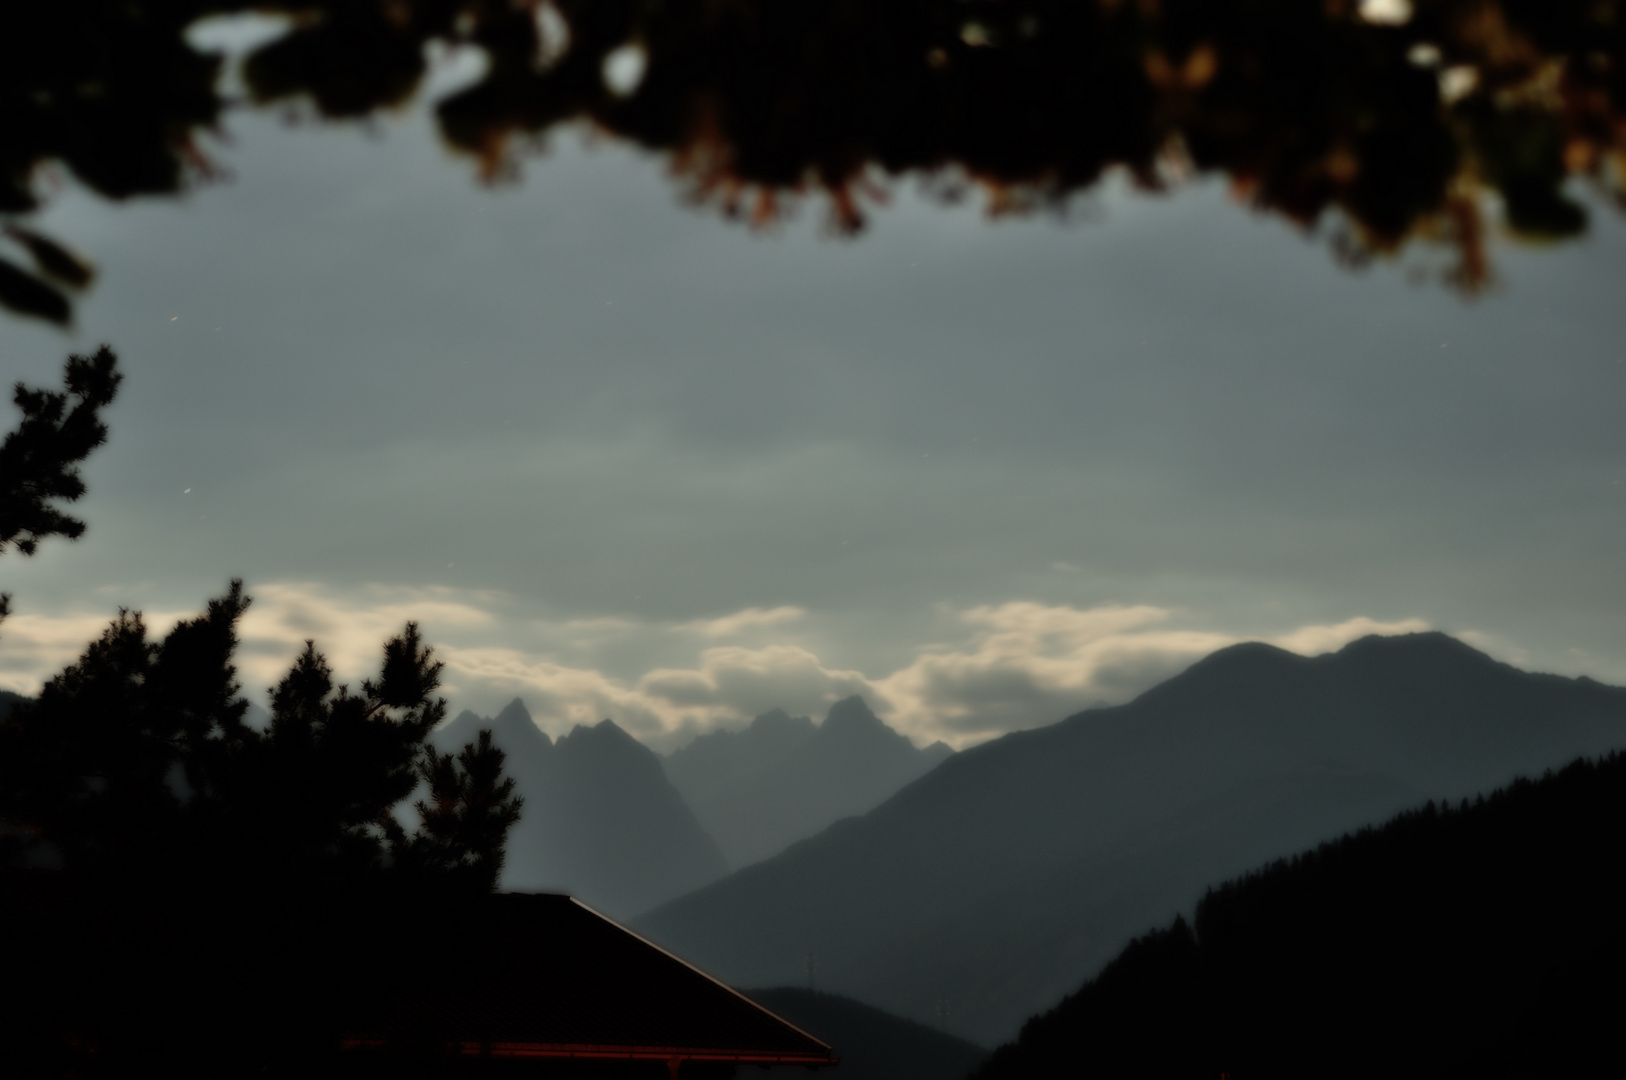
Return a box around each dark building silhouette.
[341,892,836,1079]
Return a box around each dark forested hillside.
[973,753,1626,1080]
[639,634,1626,1043]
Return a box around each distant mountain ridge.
[434,700,728,918]
[637,633,1626,1045]
[664,696,954,867]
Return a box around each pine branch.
[0,345,122,556]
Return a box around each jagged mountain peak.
[813,696,918,757]
[486,698,552,749]
[556,717,660,761]
[820,695,885,733]
[751,707,814,734]
[494,697,535,726]
[663,695,954,868]
[441,702,726,917]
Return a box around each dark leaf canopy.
[3,0,1625,322]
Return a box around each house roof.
[342,892,835,1066]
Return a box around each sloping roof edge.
[338,892,837,1066]
[565,896,834,1061]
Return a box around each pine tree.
[0,581,524,1077]
[404,728,524,892]
[0,345,121,621]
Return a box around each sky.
[4,68,1625,750]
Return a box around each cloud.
[0,582,501,700]
[562,616,642,632]
[639,644,871,717]
[234,582,501,693]
[0,582,1437,753]
[435,640,872,747]
[871,603,1236,745]
[0,608,194,694]
[1269,616,1432,656]
[675,605,807,638]
[867,605,1439,747]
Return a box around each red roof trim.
[340,1037,836,1065]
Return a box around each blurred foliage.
[3,0,1625,321]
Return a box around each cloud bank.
[0,581,1435,749]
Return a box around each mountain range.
[434,696,954,917]
[664,697,954,867]
[636,633,1626,1044]
[433,700,729,918]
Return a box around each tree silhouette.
[0,344,121,622]
[0,581,524,1077]
[406,728,524,891]
[5,0,1625,323]
[0,346,120,554]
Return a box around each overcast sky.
[3,88,1624,750]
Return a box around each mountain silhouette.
[435,700,728,918]
[664,697,953,867]
[971,753,1626,1080]
[637,634,1626,1044]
